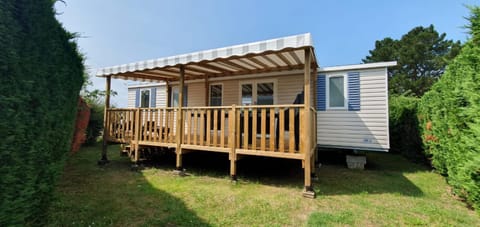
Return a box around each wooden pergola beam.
[288,51,302,65]
[131,72,172,81]
[104,47,316,83]
[184,65,220,74]
[236,58,263,70]
[158,68,200,77]
[217,59,252,71]
[196,62,235,74]
[206,64,304,78]
[185,68,210,75]
[248,57,270,68]
[276,52,294,67]
[261,55,282,68]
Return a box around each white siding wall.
[127,85,167,108]
[316,68,389,151]
[156,85,167,107]
[127,89,136,108]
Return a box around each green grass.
[47,144,479,226]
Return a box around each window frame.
[209,83,224,106]
[170,85,188,107]
[326,74,348,110]
[139,88,151,108]
[238,79,277,105]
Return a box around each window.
[140,89,150,108]
[256,82,274,105]
[209,84,223,106]
[241,84,253,105]
[171,86,188,107]
[327,75,347,109]
[240,80,276,105]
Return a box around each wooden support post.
[175,66,185,171]
[99,76,111,165]
[313,67,318,165]
[302,48,315,198]
[205,75,209,106]
[229,105,237,181]
[166,81,171,107]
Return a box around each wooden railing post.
[229,105,237,181]
[133,108,141,162]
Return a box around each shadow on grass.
[142,150,304,189]
[141,148,425,197]
[316,151,425,197]
[48,144,210,226]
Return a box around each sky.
[55,0,479,107]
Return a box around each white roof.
[318,61,397,72]
[96,33,314,80]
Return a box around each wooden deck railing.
[234,105,304,153]
[106,104,314,160]
[137,108,177,145]
[181,106,232,151]
[107,108,136,143]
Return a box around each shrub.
[0,0,84,225]
[419,6,480,211]
[389,95,425,162]
[84,98,104,145]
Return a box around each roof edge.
[318,61,397,72]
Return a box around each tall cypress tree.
[0,0,84,225]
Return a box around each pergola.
[97,33,318,197]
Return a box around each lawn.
[47,143,479,226]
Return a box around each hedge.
[419,6,480,211]
[0,0,84,225]
[388,95,424,162]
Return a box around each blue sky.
[56,0,479,107]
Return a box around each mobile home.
[97,33,396,196]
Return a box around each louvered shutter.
[150,87,156,107]
[316,74,326,111]
[135,89,140,108]
[347,72,360,111]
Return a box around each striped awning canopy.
[96,33,317,82]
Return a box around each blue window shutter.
[348,72,360,111]
[316,74,326,111]
[135,89,140,108]
[150,87,157,107]
[183,86,188,106]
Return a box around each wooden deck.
[106,105,313,161]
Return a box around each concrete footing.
[346,155,367,170]
[303,186,316,198]
[173,168,187,176]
